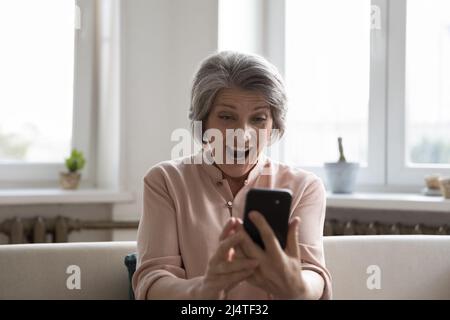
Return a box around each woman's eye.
[253,117,267,123]
[219,115,234,121]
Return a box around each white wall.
[112,0,219,240]
[218,0,265,56]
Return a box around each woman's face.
[204,88,273,178]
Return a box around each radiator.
[324,219,449,236]
[1,216,448,244]
[0,217,138,244]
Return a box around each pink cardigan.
[132,150,332,299]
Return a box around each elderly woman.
[132,51,332,300]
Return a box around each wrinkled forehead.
[213,88,270,111]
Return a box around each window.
[0,0,74,163]
[219,0,450,189]
[405,0,450,165]
[388,0,450,186]
[284,0,371,166]
[0,0,96,187]
[283,0,386,186]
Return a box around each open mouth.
[225,146,251,163]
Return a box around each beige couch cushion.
[0,235,449,299]
[325,235,450,299]
[0,241,135,299]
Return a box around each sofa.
[0,235,449,299]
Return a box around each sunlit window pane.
[406,0,450,165]
[0,0,74,163]
[284,0,370,166]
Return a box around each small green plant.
[65,149,86,173]
[337,137,346,162]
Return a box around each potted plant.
[60,149,86,190]
[324,137,359,193]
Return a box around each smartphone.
[243,188,293,250]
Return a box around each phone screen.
[243,188,292,249]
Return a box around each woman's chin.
[216,163,253,179]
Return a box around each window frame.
[0,0,97,188]
[267,0,450,190]
[386,0,450,186]
[275,0,386,187]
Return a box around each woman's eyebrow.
[216,104,269,110]
[253,105,270,111]
[216,104,236,109]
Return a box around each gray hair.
[189,51,287,141]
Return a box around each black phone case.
[243,188,292,250]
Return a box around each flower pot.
[439,177,450,199]
[324,162,359,194]
[59,172,81,190]
[425,174,441,190]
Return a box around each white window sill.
[3,189,447,212]
[327,192,450,212]
[0,189,134,205]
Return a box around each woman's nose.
[243,127,254,142]
[235,124,257,145]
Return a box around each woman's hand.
[233,212,314,299]
[196,217,259,299]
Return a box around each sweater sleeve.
[291,176,332,299]
[132,165,186,300]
